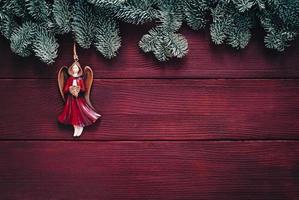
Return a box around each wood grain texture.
[1,24,299,79]
[1,22,299,200]
[0,141,298,200]
[0,79,298,140]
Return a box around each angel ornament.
[58,43,101,137]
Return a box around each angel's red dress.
[58,76,101,127]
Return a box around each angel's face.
[72,64,79,74]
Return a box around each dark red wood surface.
[0,141,299,200]
[0,23,299,199]
[1,79,299,140]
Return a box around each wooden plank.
[1,24,299,79]
[0,141,298,199]
[0,79,299,140]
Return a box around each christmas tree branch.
[0,0,298,64]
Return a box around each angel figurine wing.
[84,66,94,108]
[58,66,68,102]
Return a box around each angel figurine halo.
[58,43,101,137]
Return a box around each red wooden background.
[0,23,299,199]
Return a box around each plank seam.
[1,77,299,80]
[0,138,299,142]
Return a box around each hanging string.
[73,42,79,62]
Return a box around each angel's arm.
[79,78,86,92]
[63,78,71,93]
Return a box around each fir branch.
[94,17,121,59]
[53,0,73,34]
[156,0,183,32]
[210,22,229,44]
[113,0,159,24]
[139,28,163,53]
[0,0,298,64]
[255,0,265,9]
[1,0,26,17]
[264,29,297,51]
[260,4,298,51]
[266,0,299,29]
[233,0,255,12]
[167,32,189,58]
[210,2,254,49]
[0,12,17,38]
[260,10,298,51]
[72,0,97,48]
[10,22,36,57]
[25,0,50,22]
[88,0,126,7]
[183,0,210,30]
[32,27,59,64]
[139,28,188,61]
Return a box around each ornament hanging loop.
[73,42,79,62]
